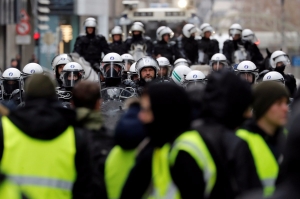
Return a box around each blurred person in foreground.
[192,70,261,198]
[0,74,95,199]
[71,80,114,198]
[105,97,146,199]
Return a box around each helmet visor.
[210,61,228,71]
[123,60,134,72]
[230,29,242,36]
[238,72,255,84]
[274,55,291,67]
[62,71,83,87]
[3,80,19,94]
[103,63,122,78]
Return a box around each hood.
[114,102,146,150]
[145,82,192,147]
[201,70,252,130]
[8,98,76,140]
[76,107,103,131]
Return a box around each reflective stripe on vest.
[169,130,217,198]
[1,116,77,199]
[151,143,180,199]
[236,129,279,197]
[105,146,136,199]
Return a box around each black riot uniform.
[73,32,110,72]
[123,34,154,56]
[153,40,177,64]
[175,35,199,65]
[223,38,263,66]
[109,41,127,55]
[197,37,220,64]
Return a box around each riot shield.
[101,87,135,132]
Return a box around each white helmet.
[171,64,192,86]
[101,53,124,78]
[157,57,172,77]
[129,62,137,75]
[1,68,22,95]
[200,23,214,37]
[209,53,228,71]
[121,54,135,71]
[242,29,259,44]
[236,61,258,84]
[174,58,189,68]
[22,63,43,76]
[182,24,198,38]
[269,50,290,69]
[229,23,243,37]
[51,54,73,80]
[111,26,123,35]
[135,57,160,79]
[60,62,85,88]
[183,70,206,88]
[84,17,97,28]
[156,26,174,41]
[130,22,145,33]
[263,71,285,85]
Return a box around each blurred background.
[0,0,299,76]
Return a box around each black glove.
[123,79,137,88]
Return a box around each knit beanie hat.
[253,81,289,119]
[25,74,56,99]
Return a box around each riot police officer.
[242,29,264,68]
[0,68,22,105]
[222,23,244,65]
[109,26,127,55]
[73,17,110,72]
[175,23,199,65]
[153,26,177,64]
[270,50,296,96]
[51,54,73,87]
[57,62,85,106]
[123,22,153,58]
[197,23,220,64]
[101,52,124,88]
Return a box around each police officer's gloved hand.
[123,79,136,88]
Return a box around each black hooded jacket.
[175,35,199,64]
[153,40,177,64]
[120,82,192,199]
[73,32,110,67]
[0,98,96,199]
[193,70,261,198]
[198,37,220,64]
[109,41,127,55]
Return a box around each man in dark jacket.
[0,74,96,199]
[73,17,110,72]
[153,26,177,64]
[109,26,127,55]
[192,70,261,198]
[71,81,114,198]
[198,23,219,64]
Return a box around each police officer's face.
[68,73,78,81]
[131,74,139,81]
[57,65,65,75]
[204,31,211,38]
[87,27,94,34]
[139,95,154,124]
[276,61,284,67]
[133,31,141,36]
[240,73,254,84]
[158,67,168,77]
[212,63,224,71]
[263,97,288,127]
[233,34,241,40]
[113,35,121,42]
[163,34,170,42]
[141,67,155,82]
